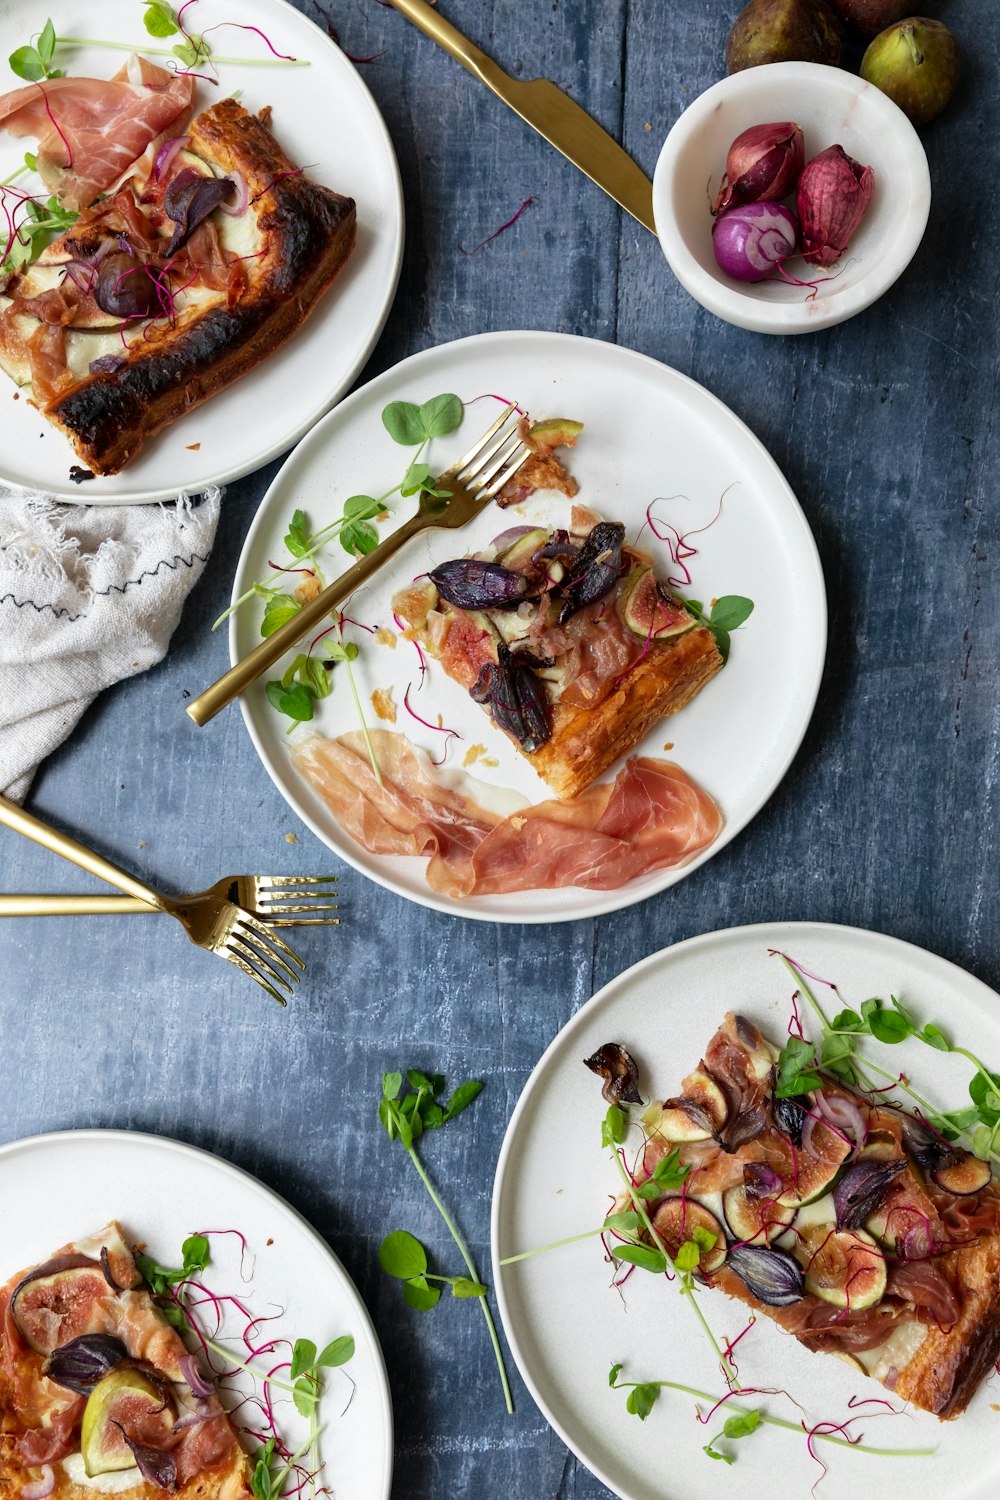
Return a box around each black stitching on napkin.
[0,548,211,622]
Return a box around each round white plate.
[0,1128,393,1500]
[492,921,1000,1500]
[0,0,403,502]
[230,330,826,923]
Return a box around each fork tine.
[256,875,338,888]
[233,922,302,986]
[237,911,306,970]
[256,889,340,906]
[449,402,518,473]
[474,434,529,490]
[229,933,299,994]
[267,916,341,927]
[457,418,522,485]
[483,446,533,499]
[222,945,289,1006]
[258,900,339,914]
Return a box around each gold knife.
[387,0,656,235]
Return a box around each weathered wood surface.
[1,1,997,1495]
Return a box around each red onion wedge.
[23,1466,54,1500]
[218,170,249,217]
[179,1352,215,1399]
[153,135,190,182]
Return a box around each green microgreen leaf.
[144,0,180,36]
[674,1240,700,1273]
[775,1035,823,1097]
[382,1070,402,1100]
[402,1275,441,1311]
[601,1103,627,1148]
[709,595,754,632]
[37,18,57,65]
[260,595,302,637]
[292,1375,318,1418]
[289,1338,317,1380]
[611,1243,667,1274]
[284,508,310,557]
[379,1230,427,1281]
[340,519,379,556]
[9,46,46,80]
[443,1079,483,1121]
[265,679,314,725]
[382,400,426,446]
[625,1382,660,1421]
[419,392,463,437]
[690,1225,717,1253]
[451,1277,487,1299]
[603,1210,642,1236]
[317,1335,355,1368]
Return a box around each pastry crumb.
[663,741,674,751]
[371,687,396,723]
[511,815,526,830]
[138,841,146,849]
[482,756,498,768]
[643,121,652,131]
[284,832,299,845]
[186,442,201,451]
[266,1237,274,1246]
[294,573,321,604]
[374,626,397,649]
[463,743,487,767]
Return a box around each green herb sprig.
[135,1232,209,1331]
[12,9,310,76]
[0,193,78,277]
[682,594,754,664]
[774,953,1000,1166]
[378,1068,513,1413]
[607,1366,933,1464]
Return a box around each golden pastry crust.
[530,625,722,799]
[893,1236,1000,1418]
[37,99,355,473]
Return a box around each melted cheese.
[61,1454,143,1493]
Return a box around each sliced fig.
[10,1256,111,1355]
[618,567,695,642]
[776,1135,851,1208]
[651,1199,727,1274]
[723,1179,797,1245]
[528,417,583,450]
[498,527,547,571]
[803,1227,886,1310]
[643,1098,712,1144]
[931,1155,992,1197]
[81,1367,174,1478]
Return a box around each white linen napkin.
[0,487,220,801]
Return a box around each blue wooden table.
[2,2,997,1495]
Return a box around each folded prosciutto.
[294,729,722,898]
[0,56,194,208]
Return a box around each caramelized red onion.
[814,1090,867,1149]
[218,169,249,217]
[429,558,527,610]
[489,525,535,553]
[772,1093,807,1146]
[471,642,550,753]
[113,1425,177,1491]
[43,1333,130,1394]
[164,169,236,254]
[727,1244,804,1306]
[833,1158,906,1230]
[153,135,190,182]
[742,1161,783,1203]
[583,1043,642,1105]
[179,1353,215,1399]
[95,253,160,320]
[556,522,624,624]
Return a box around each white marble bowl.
[652,62,931,334]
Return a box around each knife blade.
[387,0,656,234]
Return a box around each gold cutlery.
[387,0,656,234]
[0,794,305,1003]
[0,874,340,925]
[187,402,532,726]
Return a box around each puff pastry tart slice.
[0,98,356,474]
[623,1013,1000,1419]
[0,1220,252,1497]
[393,504,724,800]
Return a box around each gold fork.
[186,403,532,725]
[0,794,305,1004]
[0,875,340,925]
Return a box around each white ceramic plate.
[492,921,1000,1500]
[653,63,930,335]
[0,1128,393,1500]
[0,0,403,501]
[230,330,826,922]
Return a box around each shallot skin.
[712,121,804,215]
[712,201,799,283]
[796,144,874,267]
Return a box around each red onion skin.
[712,201,799,283]
[796,145,874,268]
[713,122,804,216]
[179,1352,215,1399]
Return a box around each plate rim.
[0,1125,395,1500]
[0,0,405,505]
[490,918,1000,1500]
[230,328,829,924]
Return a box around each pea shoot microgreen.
[681,594,754,665]
[0,192,78,276]
[774,952,1000,1167]
[378,1068,513,1413]
[135,1233,209,1331]
[12,8,310,76]
[607,1364,933,1467]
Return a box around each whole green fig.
[727,0,843,74]
[861,17,959,124]
[829,0,912,38]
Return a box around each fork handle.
[0,795,165,909]
[186,510,427,727]
[0,894,155,916]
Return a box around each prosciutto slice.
[0,57,193,209]
[293,729,722,898]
